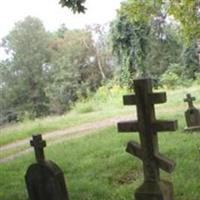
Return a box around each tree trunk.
[96,50,106,80]
[197,39,200,70]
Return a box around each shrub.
[160,71,180,89]
[160,63,195,88]
[74,102,95,114]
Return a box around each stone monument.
[184,93,200,131]
[25,134,69,200]
[118,78,178,200]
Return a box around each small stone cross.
[118,78,177,199]
[184,93,200,131]
[30,134,46,163]
[26,134,70,200]
[184,93,196,108]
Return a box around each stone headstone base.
[184,126,200,132]
[135,180,174,200]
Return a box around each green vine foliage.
[111,13,151,82]
[111,7,185,84]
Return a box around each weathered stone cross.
[184,93,196,108]
[30,134,46,163]
[118,78,178,199]
[184,93,200,131]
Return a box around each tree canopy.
[1,16,50,119]
[123,0,200,42]
[0,1,199,124]
[0,17,115,123]
[60,0,200,42]
[111,11,185,82]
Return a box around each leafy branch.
[59,0,86,13]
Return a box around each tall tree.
[60,0,200,68]
[169,0,200,70]
[1,16,50,118]
[111,14,151,80]
[0,60,17,123]
[86,24,115,81]
[111,12,183,84]
[168,0,200,43]
[47,29,103,114]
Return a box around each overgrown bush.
[73,82,127,114]
[160,63,181,88]
[160,71,180,88]
[160,63,195,88]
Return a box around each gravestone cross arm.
[184,93,196,108]
[123,92,167,105]
[30,134,46,163]
[126,141,176,173]
[118,78,177,182]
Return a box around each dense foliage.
[110,0,199,84]
[47,28,113,114]
[0,17,114,123]
[0,0,199,124]
[0,17,50,121]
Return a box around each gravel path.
[0,114,134,163]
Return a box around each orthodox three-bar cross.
[184,93,196,108]
[118,78,178,182]
[30,134,46,163]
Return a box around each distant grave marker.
[25,134,69,200]
[118,78,177,200]
[184,93,200,131]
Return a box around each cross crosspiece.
[184,93,196,108]
[30,134,46,163]
[118,78,178,182]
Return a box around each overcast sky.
[0,0,123,60]
[0,0,123,39]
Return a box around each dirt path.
[0,114,134,163]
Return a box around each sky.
[0,0,124,39]
[0,0,123,59]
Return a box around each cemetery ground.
[0,85,200,200]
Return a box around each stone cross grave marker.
[117,78,178,200]
[184,93,200,131]
[25,134,69,200]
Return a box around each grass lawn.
[0,86,130,146]
[0,85,199,146]
[0,124,200,200]
[0,84,199,199]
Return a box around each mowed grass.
[0,86,129,146]
[0,123,200,200]
[0,108,128,146]
[0,84,199,146]
[0,83,200,199]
